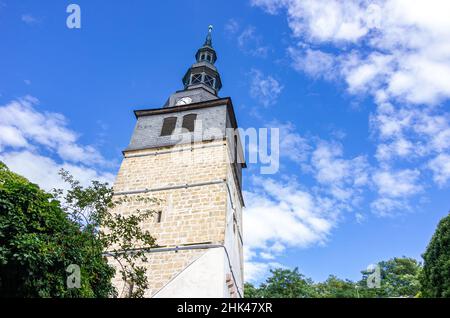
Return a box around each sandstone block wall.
[108,139,243,297]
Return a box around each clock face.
[176,97,192,106]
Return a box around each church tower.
[110,26,246,298]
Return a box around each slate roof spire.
[181,25,222,94]
[204,25,213,47]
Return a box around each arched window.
[160,116,177,136]
[182,114,197,132]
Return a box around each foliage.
[0,162,115,297]
[53,169,159,298]
[243,283,263,298]
[421,213,450,297]
[245,268,317,298]
[357,257,422,298]
[0,162,159,297]
[316,275,358,298]
[245,257,422,298]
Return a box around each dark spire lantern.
[182,25,222,94]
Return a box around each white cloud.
[253,0,450,194]
[1,151,115,192]
[370,197,408,217]
[244,261,269,283]
[243,176,340,282]
[0,126,28,149]
[306,141,370,206]
[242,121,428,280]
[371,168,423,215]
[243,144,371,279]
[249,69,283,107]
[269,121,310,162]
[0,96,107,166]
[0,97,116,192]
[244,121,371,276]
[224,18,240,35]
[253,0,450,105]
[373,169,422,198]
[355,212,366,223]
[21,14,38,25]
[311,141,369,187]
[244,260,284,283]
[370,103,450,185]
[250,0,287,15]
[267,121,427,217]
[428,153,450,186]
[259,252,276,260]
[244,178,333,250]
[375,138,414,162]
[225,21,270,58]
[237,26,270,58]
[288,47,336,80]
[245,0,450,279]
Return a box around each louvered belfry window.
[191,74,202,84]
[204,75,215,88]
[160,116,177,136]
[182,114,197,132]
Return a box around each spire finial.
[204,25,213,47]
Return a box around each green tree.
[53,169,159,298]
[421,213,450,297]
[0,162,159,297]
[357,257,422,298]
[0,162,115,297]
[250,268,317,298]
[244,258,422,298]
[316,275,358,298]
[244,283,263,298]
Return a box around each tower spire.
[204,25,213,47]
[181,25,222,95]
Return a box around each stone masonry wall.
[108,139,233,297]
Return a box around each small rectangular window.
[182,114,197,132]
[161,117,177,136]
[156,211,162,223]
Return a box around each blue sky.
[1,0,450,284]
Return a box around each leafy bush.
[421,213,450,297]
[0,161,158,297]
[0,162,115,297]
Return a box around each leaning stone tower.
[109,26,245,298]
